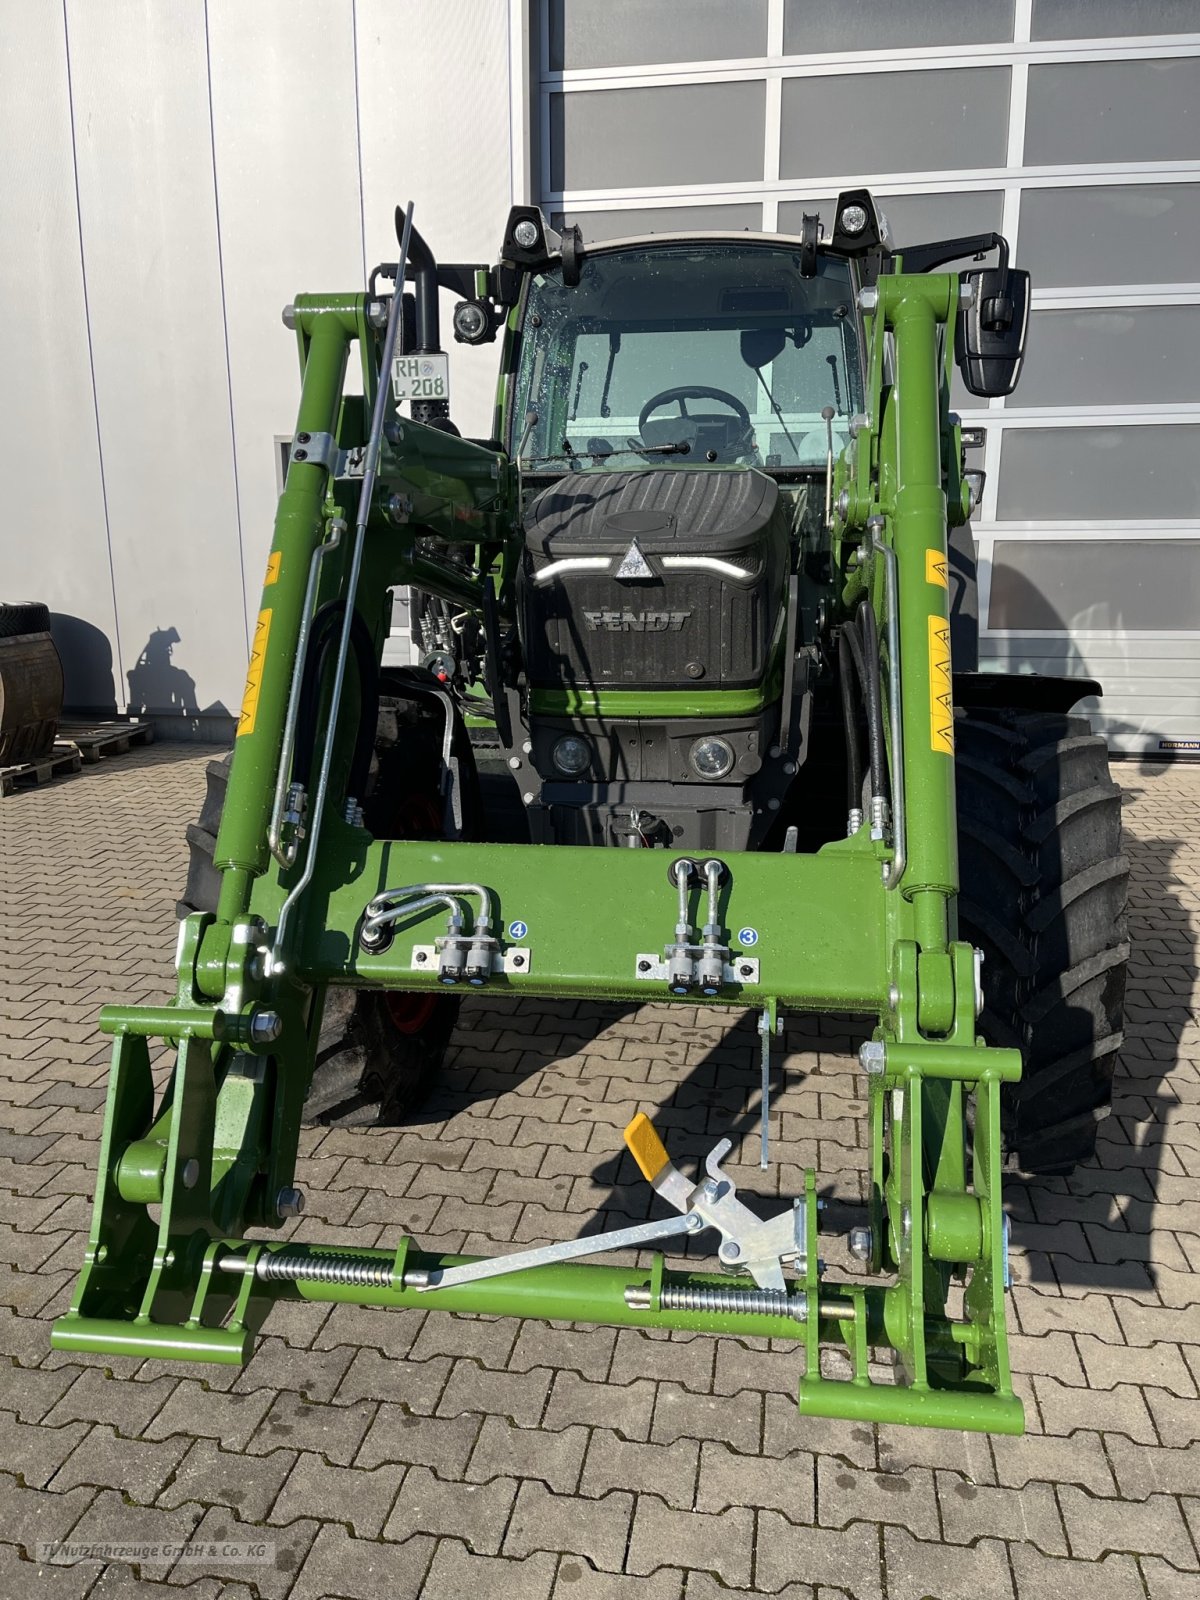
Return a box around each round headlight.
[552,735,590,776]
[689,737,735,781]
[513,218,541,250]
[839,203,869,237]
[453,301,489,342]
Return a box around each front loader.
[54,193,1128,1437]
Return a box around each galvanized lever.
[410,1114,804,1294]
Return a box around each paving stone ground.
[0,742,1197,1599]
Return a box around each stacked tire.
[955,708,1128,1174]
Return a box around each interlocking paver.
[420,1540,553,1600]
[156,1438,296,1521]
[435,1355,552,1424]
[464,1414,589,1493]
[626,1495,754,1587]
[382,1463,516,1552]
[1059,1484,1197,1567]
[49,1423,187,1502]
[883,1527,1015,1600]
[504,1481,633,1572]
[755,1514,883,1599]
[1,742,1197,1600]
[288,1521,434,1600]
[936,1470,1068,1554]
[580,1428,700,1510]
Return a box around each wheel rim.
[383,991,438,1035]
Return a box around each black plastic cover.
[956,267,1031,398]
[520,468,788,693]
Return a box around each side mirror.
[740,327,787,370]
[956,267,1031,398]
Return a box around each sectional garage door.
[533,0,1200,755]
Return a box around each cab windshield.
[511,242,863,473]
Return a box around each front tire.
[178,676,474,1127]
[955,708,1129,1174]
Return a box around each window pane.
[550,83,765,191]
[784,0,1014,54]
[1018,184,1200,288]
[1026,59,1200,166]
[549,0,768,71]
[998,426,1200,520]
[989,540,1200,631]
[511,246,863,470]
[780,69,1010,179]
[1032,0,1200,40]
[553,204,763,243]
[881,190,1004,248]
[1016,306,1200,408]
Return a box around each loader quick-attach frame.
[54,259,1025,1436]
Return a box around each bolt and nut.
[249,1010,283,1047]
[848,1225,873,1261]
[276,1187,305,1219]
[858,1040,886,1076]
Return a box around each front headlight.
[552,735,591,776]
[689,736,735,781]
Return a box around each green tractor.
[58,193,1126,1436]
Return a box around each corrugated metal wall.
[0,0,520,734]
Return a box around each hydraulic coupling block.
[635,857,757,992]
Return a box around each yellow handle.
[624,1112,671,1184]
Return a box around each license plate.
[392,353,450,403]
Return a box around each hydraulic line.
[271,202,415,972]
[857,601,889,838]
[837,627,864,828]
[841,620,883,811]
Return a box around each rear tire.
[955,708,1128,1174]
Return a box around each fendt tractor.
[55,192,1128,1436]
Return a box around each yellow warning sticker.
[264,551,281,587]
[926,548,948,588]
[929,614,954,755]
[237,608,272,737]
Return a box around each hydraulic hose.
[857,601,890,810]
[293,602,379,801]
[837,627,864,817]
[842,620,884,810]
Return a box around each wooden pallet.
[0,745,83,797]
[57,717,155,763]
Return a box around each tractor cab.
[506,236,865,479]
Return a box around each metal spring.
[627,1283,807,1322]
[254,1251,396,1288]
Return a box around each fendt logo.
[582,610,691,632]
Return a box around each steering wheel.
[638,385,753,436]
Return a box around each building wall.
[537,0,1200,755]
[0,0,522,735]
[5,1,1196,754]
